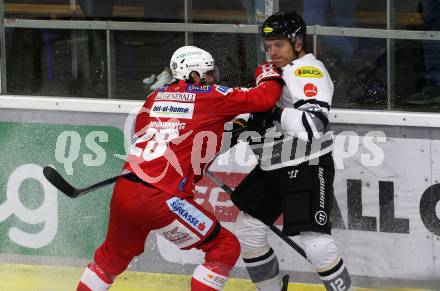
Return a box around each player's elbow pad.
[301,111,329,141]
[280,109,329,142]
[280,108,310,141]
[307,110,330,139]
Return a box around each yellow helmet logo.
[263,27,273,33]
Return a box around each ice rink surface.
[0,263,432,291]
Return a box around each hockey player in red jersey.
[76,45,283,291]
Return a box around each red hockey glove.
[255,62,282,86]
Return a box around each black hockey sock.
[243,248,282,290]
[317,258,353,291]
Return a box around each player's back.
[125,80,236,198]
[125,77,282,197]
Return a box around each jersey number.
[330,278,347,291]
[131,128,179,161]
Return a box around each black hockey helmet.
[260,11,306,43]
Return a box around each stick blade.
[43,166,79,198]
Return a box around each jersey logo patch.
[156,219,200,248]
[303,83,318,98]
[215,85,232,95]
[150,101,194,119]
[315,211,328,226]
[155,92,196,102]
[166,197,213,236]
[186,84,212,93]
[157,84,170,92]
[288,169,299,179]
[295,66,323,78]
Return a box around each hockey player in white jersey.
[231,11,355,291]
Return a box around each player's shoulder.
[211,84,234,96]
[182,83,236,97]
[185,83,213,94]
[283,53,328,79]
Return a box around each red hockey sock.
[191,226,240,290]
[77,263,114,291]
[191,263,229,291]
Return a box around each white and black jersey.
[249,54,334,170]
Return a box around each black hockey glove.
[224,118,247,147]
[272,106,284,122]
[247,110,274,136]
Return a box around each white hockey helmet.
[170,46,215,81]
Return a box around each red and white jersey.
[124,79,282,197]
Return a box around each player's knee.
[300,231,339,270]
[94,243,134,277]
[202,226,240,269]
[228,235,241,266]
[94,244,127,276]
[216,227,241,267]
[235,211,270,259]
[241,242,271,260]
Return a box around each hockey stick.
[205,170,308,260]
[43,125,247,199]
[43,166,293,287]
[43,166,130,198]
[44,164,307,260]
